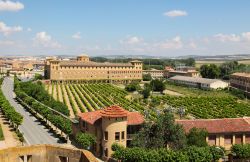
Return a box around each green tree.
[125,82,140,92]
[143,73,152,81]
[200,64,220,79]
[150,79,165,93]
[187,127,208,147]
[142,87,151,99]
[132,111,186,150]
[75,133,96,149]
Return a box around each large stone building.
[177,117,250,150]
[44,55,143,83]
[230,72,250,96]
[164,66,199,78]
[0,144,97,162]
[169,75,229,89]
[142,69,164,79]
[72,105,144,160]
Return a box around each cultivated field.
[45,83,146,118]
[195,59,250,68]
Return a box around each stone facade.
[230,73,250,96]
[73,106,144,160]
[177,117,250,150]
[0,144,98,162]
[44,55,143,83]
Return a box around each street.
[1,77,62,145]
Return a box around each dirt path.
[57,84,63,103]
[53,84,57,100]
[65,85,81,114]
[163,89,184,96]
[0,112,21,149]
[48,84,52,95]
[61,85,75,118]
[69,85,87,112]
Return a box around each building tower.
[100,106,128,159]
[77,54,90,62]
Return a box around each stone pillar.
[243,134,246,144]
[233,135,235,145]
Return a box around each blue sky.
[1,0,250,57]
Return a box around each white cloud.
[34,32,61,48]
[242,32,250,41]
[214,33,241,42]
[164,10,187,17]
[72,32,81,39]
[0,40,14,45]
[0,21,22,36]
[189,42,197,49]
[120,36,143,45]
[27,28,32,32]
[157,36,183,49]
[0,0,24,12]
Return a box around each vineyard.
[46,83,148,118]
[152,95,250,119]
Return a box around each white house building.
[169,76,229,90]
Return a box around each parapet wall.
[0,144,98,162]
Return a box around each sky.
[1,0,250,57]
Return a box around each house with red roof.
[176,117,250,150]
[72,105,144,160]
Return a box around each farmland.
[45,83,148,118]
[195,59,250,68]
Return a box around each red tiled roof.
[100,105,128,118]
[231,72,250,78]
[176,117,250,134]
[78,106,144,125]
[127,112,144,125]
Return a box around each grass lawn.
[0,124,4,141]
[165,82,232,98]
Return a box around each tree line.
[200,61,250,79]
[90,57,195,70]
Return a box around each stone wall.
[0,144,98,162]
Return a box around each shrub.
[231,144,250,159]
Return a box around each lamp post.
[178,107,185,119]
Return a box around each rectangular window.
[104,148,108,157]
[246,134,250,144]
[104,131,108,140]
[235,134,243,144]
[121,131,125,140]
[208,135,216,146]
[224,135,232,145]
[115,132,120,141]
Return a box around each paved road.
[1,77,62,145]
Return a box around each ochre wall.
[0,144,98,162]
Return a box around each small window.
[115,132,120,141]
[59,156,69,162]
[104,131,108,140]
[104,148,108,157]
[121,131,125,140]
[225,135,232,145]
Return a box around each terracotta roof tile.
[78,106,144,125]
[100,105,128,118]
[176,117,250,134]
[127,112,144,125]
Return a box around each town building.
[142,69,164,79]
[169,75,229,89]
[230,72,250,96]
[72,105,144,160]
[177,117,250,150]
[164,66,199,78]
[44,55,143,83]
[0,144,97,162]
